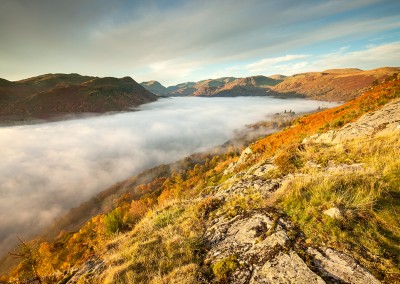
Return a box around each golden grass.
[100,201,205,284]
[278,132,400,282]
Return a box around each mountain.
[2,73,399,283]
[197,75,282,96]
[148,76,281,97]
[0,73,157,122]
[166,81,197,96]
[140,67,400,101]
[272,67,400,101]
[140,80,168,96]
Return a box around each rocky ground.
[197,99,400,283]
[201,162,381,283]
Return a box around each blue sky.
[1,0,399,86]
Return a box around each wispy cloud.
[271,42,400,75]
[247,55,309,73]
[0,0,399,84]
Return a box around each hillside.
[140,80,168,96]
[1,73,399,283]
[0,74,157,122]
[272,67,400,101]
[160,76,281,97]
[141,67,399,101]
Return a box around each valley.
[1,73,399,283]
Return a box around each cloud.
[268,42,400,75]
[247,55,310,73]
[0,97,338,256]
[0,0,398,85]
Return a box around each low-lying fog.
[0,97,338,255]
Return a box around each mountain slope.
[160,76,281,97]
[2,73,399,283]
[140,68,399,100]
[0,74,157,121]
[201,75,282,97]
[272,67,400,101]
[140,80,168,96]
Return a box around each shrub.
[104,208,124,235]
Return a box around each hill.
[2,73,399,283]
[141,67,400,101]
[272,67,400,101]
[140,80,168,96]
[158,76,280,97]
[0,74,157,122]
[200,75,282,97]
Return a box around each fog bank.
[0,97,337,255]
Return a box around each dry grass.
[278,132,400,282]
[100,201,205,284]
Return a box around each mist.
[0,97,338,255]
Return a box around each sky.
[1,0,400,86]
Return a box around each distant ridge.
[140,67,400,101]
[0,73,157,122]
[273,67,400,101]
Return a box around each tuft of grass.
[217,191,264,219]
[274,143,304,174]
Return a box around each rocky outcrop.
[63,258,105,284]
[202,142,381,283]
[308,247,380,284]
[306,98,400,144]
[250,252,325,284]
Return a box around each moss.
[212,255,239,282]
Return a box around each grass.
[278,132,400,282]
[100,201,205,284]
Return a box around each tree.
[9,237,43,283]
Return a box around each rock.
[327,163,365,172]
[66,258,105,284]
[224,147,257,175]
[252,163,276,177]
[307,98,400,144]
[323,207,343,220]
[236,147,253,165]
[204,211,304,283]
[250,252,325,284]
[305,161,322,169]
[307,247,381,284]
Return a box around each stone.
[236,147,253,165]
[307,247,381,284]
[323,207,343,220]
[250,251,325,284]
[66,257,105,284]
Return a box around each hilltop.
[0,74,157,123]
[2,73,399,283]
[141,67,400,101]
